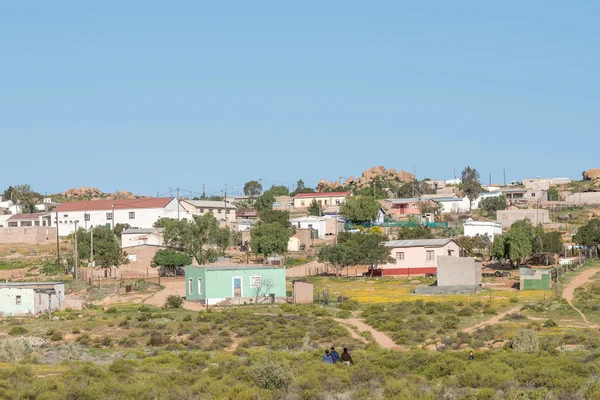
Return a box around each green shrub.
[0,338,29,362]
[338,299,360,311]
[443,315,460,329]
[544,319,558,328]
[457,307,474,317]
[72,326,81,334]
[148,332,170,346]
[105,307,118,314]
[248,355,292,390]
[509,297,519,303]
[8,326,28,336]
[138,305,152,313]
[182,314,192,322]
[483,305,497,315]
[512,328,539,352]
[50,331,63,341]
[76,334,91,345]
[337,310,352,319]
[164,295,184,309]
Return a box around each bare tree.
[253,277,275,304]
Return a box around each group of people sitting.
[322,347,353,365]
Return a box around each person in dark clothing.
[322,349,333,364]
[340,348,353,365]
[468,351,474,361]
[329,347,340,364]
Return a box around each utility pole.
[259,178,263,194]
[555,266,559,301]
[176,188,180,221]
[90,229,94,268]
[503,168,506,187]
[73,221,78,280]
[111,204,115,229]
[55,212,60,264]
[202,184,205,198]
[224,184,228,221]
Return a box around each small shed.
[0,282,65,317]
[292,280,314,304]
[185,265,286,306]
[520,268,551,290]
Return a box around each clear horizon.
[1,2,598,196]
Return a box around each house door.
[233,277,242,297]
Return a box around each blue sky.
[1,1,598,197]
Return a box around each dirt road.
[562,268,600,326]
[334,318,404,350]
[462,306,521,334]
[144,278,205,311]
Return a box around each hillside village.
[3,166,600,398]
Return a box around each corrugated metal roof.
[187,265,283,271]
[385,238,454,248]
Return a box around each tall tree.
[90,226,129,277]
[162,214,220,265]
[478,195,506,218]
[397,226,434,240]
[267,185,289,196]
[5,184,42,214]
[504,219,534,267]
[573,219,600,247]
[258,210,293,231]
[307,199,322,216]
[244,181,263,197]
[319,232,392,276]
[254,191,275,212]
[151,249,191,276]
[250,222,290,257]
[340,196,380,223]
[458,166,482,207]
[213,226,232,256]
[292,179,315,196]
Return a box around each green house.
[520,268,552,290]
[185,265,286,306]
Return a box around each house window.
[63,214,68,218]
[218,209,222,214]
[188,278,193,294]
[396,252,405,262]
[250,276,262,288]
[308,224,313,229]
[336,199,341,205]
[226,210,231,214]
[199,208,204,213]
[84,213,90,221]
[426,250,435,261]
[129,212,135,220]
[24,228,32,234]
[4,229,12,235]
[300,201,305,206]
[106,212,112,220]
[198,278,202,295]
[412,204,418,209]
[531,193,536,197]
[15,295,21,305]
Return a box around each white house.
[121,228,164,249]
[433,196,471,213]
[290,216,328,239]
[53,197,187,236]
[180,199,236,223]
[463,218,502,241]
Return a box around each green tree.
[254,191,275,212]
[151,249,191,276]
[492,236,505,260]
[479,195,506,218]
[258,210,293,231]
[573,219,600,246]
[340,196,380,223]
[319,232,392,276]
[307,199,322,216]
[266,185,289,196]
[250,222,290,257]
[504,220,534,267]
[244,181,263,197]
[93,228,129,277]
[458,166,482,207]
[547,187,560,201]
[395,180,436,198]
[291,179,315,196]
[162,214,220,265]
[113,223,131,239]
[317,244,351,276]
[397,226,434,240]
[213,226,231,256]
[5,184,41,214]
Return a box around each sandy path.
[144,278,205,311]
[334,318,404,350]
[462,306,521,334]
[562,268,600,326]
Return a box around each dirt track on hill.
[562,268,600,327]
[334,318,404,350]
[462,306,521,334]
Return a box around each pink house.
[377,238,460,276]
[385,198,437,216]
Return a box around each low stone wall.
[414,285,481,295]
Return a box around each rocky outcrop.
[58,187,147,200]
[317,166,415,192]
[583,168,600,181]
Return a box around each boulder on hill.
[583,168,600,181]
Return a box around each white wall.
[55,199,186,236]
[122,231,164,248]
[437,198,471,213]
[291,218,327,239]
[463,220,502,241]
[0,288,36,316]
[471,192,504,210]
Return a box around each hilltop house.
[180,199,236,223]
[292,192,351,209]
[53,197,186,236]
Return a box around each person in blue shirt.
[329,347,340,364]
[322,349,333,364]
